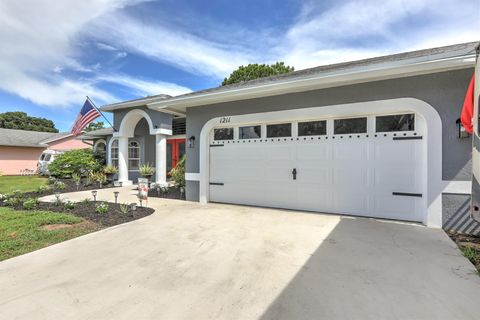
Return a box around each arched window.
[128,141,140,170]
[111,140,118,168]
[94,140,107,165]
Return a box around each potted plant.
[139,163,155,181]
[103,165,118,183]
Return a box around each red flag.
[461,75,475,134]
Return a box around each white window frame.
[128,140,140,171]
[111,140,119,169]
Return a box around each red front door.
[167,139,186,174]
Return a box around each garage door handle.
[392,192,422,197]
[292,168,297,180]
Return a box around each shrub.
[53,180,66,190]
[4,192,24,207]
[72,172,82,185]
[169,155,185,188]
[4,197,22,207]
[95,202,109,214]
[462,246,477,264]
[156,185,169,195]
[0,193,6,201]
[53,194,64,206]
[64,201,76,210]
[48,149,101,178]
[12,190,23,197]
[139,163,155,177]
[22,198,38,210]
[90,171,107,188]
[37,185,50,193]
[103,165,118,175]
[48,176,57,185]
[119,203,129,214]
[82,198,91,204]
[84,173,92,187]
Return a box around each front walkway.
[41,185,152,205]
[1,196,479,319]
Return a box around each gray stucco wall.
[185,68,474,201]
[113,106,173,132]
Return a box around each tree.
[48,149,102,178]
[84,121,105,132]
[222,62,294,86]
[0,112,58,133]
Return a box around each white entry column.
[155,134,167,186]
[117,136,131,185]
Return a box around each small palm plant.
[90,171,107,188]
[139,163,155,180]
[72,172,81,190]
[103,165,118,183]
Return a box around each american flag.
[71,98,101,136]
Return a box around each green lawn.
[0,207,100,261]
[0,175,48,194]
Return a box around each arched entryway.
[113,109,171,186]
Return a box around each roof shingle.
[0,128,71,148]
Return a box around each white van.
[37,150,63,175]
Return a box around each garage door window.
[240,125,261,139]
[267,123,291,137]
[214,128,234,140]
[376,114,415,132]
[298,120,327,136]
[334,117,367,134]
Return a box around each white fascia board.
[100,97,164,112]
[149,55,475,113]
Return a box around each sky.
[0,0,478,132]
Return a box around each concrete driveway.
[1,198,479,320]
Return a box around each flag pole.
[86,96,116,131]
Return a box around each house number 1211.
[220,117,231,123]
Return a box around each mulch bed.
[3,201,154,228]
[148,186,185,200]
[448,232,480,272]
[22,178,116,199]
[1,178,156,228]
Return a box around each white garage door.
[209,113,425,222]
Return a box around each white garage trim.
[199,98,442,227]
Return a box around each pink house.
[0,128,90,175]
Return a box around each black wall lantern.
[456,118,470,139]
[188,135,196,148]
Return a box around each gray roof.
[76,127,114,140]
[102,94,171,111]
[0,128,71,148]
[172,41,479,99]
[100,41,479,112]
